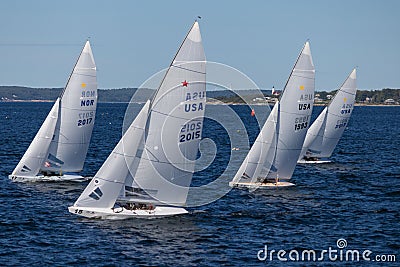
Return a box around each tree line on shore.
[0,86,399,104]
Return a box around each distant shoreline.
[1,99,399,107]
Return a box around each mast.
[149,21,198,108]
[278,41,309,101]
[59,40,89,99]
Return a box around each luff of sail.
[73,101,150,208]
[11,98,60,177]
[299,68,357,160]
[131,21,206,206]
[42,40,97,174]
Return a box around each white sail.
[231,102,278,185]
[11,99,60,177]
[231,42,315,187]
[266,41,315,180]
[130,21,206,206]
[300,68,357,159]
[73,101,150,208]
[299,108,328,158]
[42,40,97,173]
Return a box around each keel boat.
[230,42,315,189]
[9,40,97,182]
[298,69,357,164]
[69,21,206,219]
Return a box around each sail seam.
[138,154,196,167]
[151,109,200,121]
[290,74,315,80]
[171,64,206,75]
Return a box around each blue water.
[0,102,399,266]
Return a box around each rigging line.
[291,74,315,80]
[72,73,96,78]
[138,154,196,167]
[269,102,280,180]
[149,21,197,108]
[279,42,310,102]
[60,43,86,99]
[328,73,356,104]
[111,151,136,158]
[326,111,350,118]
[279,110,312,116]
[151,109,203,121]
[93,176,125,184]
[171,64,206,75]
[337,88,356,95]
[275,148,303,151]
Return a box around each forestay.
[11,99,60,177]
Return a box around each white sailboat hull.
[229,181,295,188]
[8,174,90,183]
[68,206,188,219]
[297,159,332,164]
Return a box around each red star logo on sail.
[182,80,189,87]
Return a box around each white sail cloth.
[43,41,97,173]
[299,69,357,160]
[232,41,315,185]
[11,40,97,178]
[73,21,206,209]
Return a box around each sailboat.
[229,41,315,189]
[298,68,357,164]
[68,21,206,219]
[9,40,97,182]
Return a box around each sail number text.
[294,115,309,131]
[74,209,83,214]
[341,103,353,114]
[184,91,205,112]
[80,90,96,107]
[180,121,202,142]
[77,111,94,127]
[298,103,311,110]
[335,118,347,129]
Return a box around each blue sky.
[0,0,399,91]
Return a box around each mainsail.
[132,21,206,206]
[231,41,315,185]
[299,68,357,159]
[11,99,60,177]
[73,21,205,209]
[43,40,97,173]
